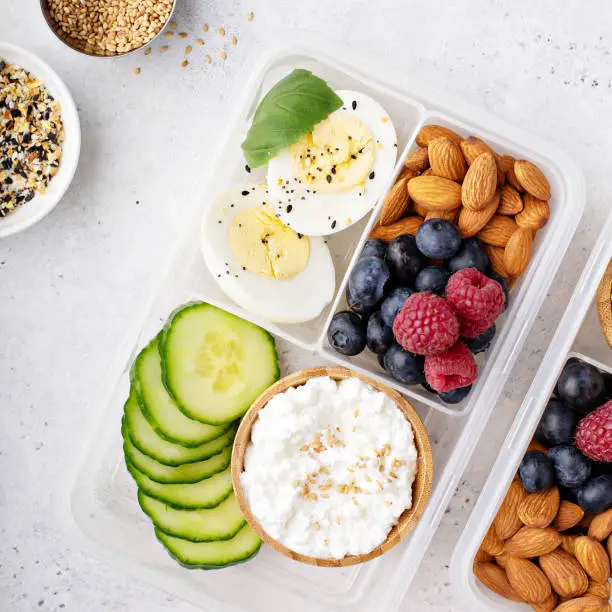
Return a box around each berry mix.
[520,358,612,514]
[327,218,509,404]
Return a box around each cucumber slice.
[126,461,233,509]
[160,302,279,425]
[155,523,262,569]
[132,335,229,447]
[123,430,232,484]
[139,490,246,541]
[124,390,237,467]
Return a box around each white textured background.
[1,1,611,610]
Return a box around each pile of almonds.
[474,465,612,611]
[371,124,552,287]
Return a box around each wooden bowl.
[231,366,434,567]
[597,258,612,350]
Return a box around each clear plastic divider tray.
[450,212,612,611]
[63,38,585,612]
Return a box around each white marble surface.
[1,1,611,611]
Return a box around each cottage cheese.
[240,376,418,558]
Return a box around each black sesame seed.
[218,220,222,224]
[286,204,293,213]
[351,100,357,110]
[331,167,336,175]
[369,171,375,180]
[331,220,337,229]
[297,233,303,239]
[226,271,230,275]
[245,164,251,173]
[348,136,352,140]
[326,175,332,183]
[241,190,249,196]
[242,266,246,271]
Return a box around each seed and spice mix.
[0,59,64,217]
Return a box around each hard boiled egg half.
[201,184,336,324]
[267,90,398,236]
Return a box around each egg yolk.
[289,112,375,193]
[228,204,310,280]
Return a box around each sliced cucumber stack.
[160,302,280,424]
[131,335,230,447]
[121,302,274,570]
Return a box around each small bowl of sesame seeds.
[0,42,80,238]
[232,366,433,567]
[40,0,176,57]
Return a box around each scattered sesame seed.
[181,60,189,68]
[231,35,238,45]
[220,51,227,61]
[203,24,209,32]
[196,38,205,46]
[144,48,152,56]
[169,21,177,29]
[352,100,357,110]
[247,11,254,21]
[178,32,188,39]
[369,171,375,180]
[164,31,173,38]
[160,45,169,53]
[382,116,389,123]
[218,27,225,36]
[185,45,192,54]
[385,500,393,507]
[205,55,212,64]
[133,67,141,75]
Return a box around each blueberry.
[348,256,390,308]
[604,371,612,400]
[534,400,577,446]
[558,485,580,504]
[548,445,591,488]
[385,235,425,285]
[465,324,496,354]
[415,219,462,259]
[345,284,378,317]
[415,266,450,295]
[518,451,556,493]
[377,351,386,369]
[327,311,366,356]
[447,238,489,274]
[591,461,612,477]
[575,474,612,513]
[556,359,606,415]
[366,312,394,355]
[439,385,472,404]
[360,238,387,260]
[488,272,510,312]
[382,343,425,385]
[380,287,414,328]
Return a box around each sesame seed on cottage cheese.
[240,375,418,559]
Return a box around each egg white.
[267,90,398,237]
[201,184,336,324]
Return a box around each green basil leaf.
[241,69,343,169]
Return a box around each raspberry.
[459,316,494,339]
[446,268,505,328]
[424,341,478,393]
[393,293,459,355]
[575,401,612,462]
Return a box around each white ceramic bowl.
[0,42,80,238]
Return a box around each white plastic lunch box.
[62,36,585,612]
[450,212,612,611]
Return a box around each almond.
[462,152,498,210]
[485,244,509,279]
[501,154,524,191]
[458,190,499,237]
[553,502,585,532]
[413,202,428,217]
[504,227,533,277]
[478,215,519,247]
[515,160,551,200]
[482,523,505,556]
[474,546,493,564]
[573,536,611,584]
[422,168,433,176]
[499,184,524,215]
[428,137,467,181]
[415,124,462,148]
[587,580,611,600]
[495,480,527,540]
[403,147,430,172]
[506,556,553,603]
[561,535,578,556]
[579,514,596,531]
[516,193,551,230]
[495,552,509,569]
[380,175,412,225]
[494,153,506,187]
[589,509,612,541]
[407,175,462,211]
[460,136,493,165]
[528,439,549,453]
[518,487,560,528]
[608,534,611,559]
[473,561,523,602]
[553,596,610,611]
[505,526,562,558]
[369,216,423,242]
[530,592,558,612]
[425,208,459,222]
[539,548,589,599]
